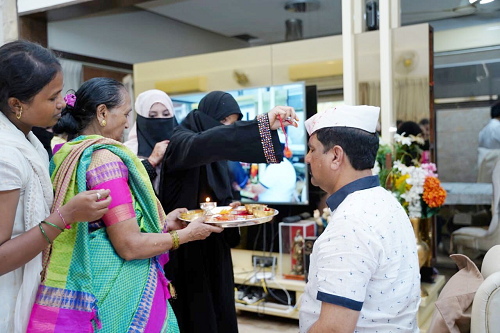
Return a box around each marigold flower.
[423,176,447,208]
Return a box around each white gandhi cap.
[305,105,381,135]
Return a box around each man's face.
[305,133,334,193]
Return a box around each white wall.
[434,22,500,53]
[356,24,430,82]
[18,0,89,14]
[1,0,18,44]
[48,10,248,64]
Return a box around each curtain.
[60,59,83,94]
[393,77,429,123]
[359,77,430,123]
[359,81,381,109]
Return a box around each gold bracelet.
[169,230,180,250]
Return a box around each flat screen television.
[171,82,308,205]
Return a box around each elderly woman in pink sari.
[28,78,222,332]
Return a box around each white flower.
[402,137,412,146]
[372,161,381,176]
[408,201,422,218]
[394,133,412,146]
[411,135,425,145]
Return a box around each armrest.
[471,271,500,333]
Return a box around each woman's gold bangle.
[169,230,180,250]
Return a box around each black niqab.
[136,114,178,157]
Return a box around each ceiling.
[136,0,500,45]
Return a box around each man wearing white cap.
[299,106,420,332]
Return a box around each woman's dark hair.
[53,77,126,140]
[316,127,379,170]
[397,121,422,136]
[0,40,61,115]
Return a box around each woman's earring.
[101,120,107,127]
[16,107,23,120]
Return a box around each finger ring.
[96,192,102,201]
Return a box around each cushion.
[429,254,484,333]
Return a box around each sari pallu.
[28,135,179,333]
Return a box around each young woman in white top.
[0,40,112,332]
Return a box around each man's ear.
[329,145,344,171]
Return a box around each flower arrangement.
[374,138,392,187]
[376,133,447,219]
[394,132,425,167]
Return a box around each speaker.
[366,1,378,31]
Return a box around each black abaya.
[159,92,283,333]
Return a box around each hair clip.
[64,94,76,107]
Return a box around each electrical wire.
[262,277,291,306]
[252,224,263,255]
[271,278,292,306]
[269,219,275,256]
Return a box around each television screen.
[171,82,308,205]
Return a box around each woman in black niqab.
[160,91,296,333]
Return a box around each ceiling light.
[480,0,495,3]
[469,0,478,3]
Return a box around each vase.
[410,218,430,269]
[419,218,433,267]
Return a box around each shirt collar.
[326,175,380,211]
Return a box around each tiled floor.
[237,312,298,333]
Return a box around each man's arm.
[308,302,360,333]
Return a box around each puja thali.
[179,204,279,228]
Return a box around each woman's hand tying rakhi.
[267,106,298,131]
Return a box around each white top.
[479,119,500,150]
[300,176,420,333]
[258,159,296,203]
[0,112,53,333]
[0,147,33,332]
